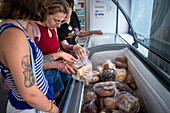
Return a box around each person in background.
[0,0,59,112]
[27,0,77,104]
[57,0,103,60]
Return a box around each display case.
[59,33,169,113]
[59,0,170,112]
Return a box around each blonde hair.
[44,0,69,15]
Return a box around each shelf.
[81,25,85,27]
[75,8,84,10]
[75,0,85,31]
[78,0,84,2]
[77,15,84,19]
[78,1,84,4]
[77,15,84,17]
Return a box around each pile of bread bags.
[69,56,145,113]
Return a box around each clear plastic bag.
[103,59,116,70]
[71,59,93,84]
[93,81,118,97]
[115,91,140,113]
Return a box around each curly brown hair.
[0,0,69,22]
[0,0,48,22]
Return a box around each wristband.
[47,101,53,112]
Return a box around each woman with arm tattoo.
[0,0,59,112]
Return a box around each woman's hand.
[54,60,75,74]
[92,30,103,35]
[58,51,77,63]
[73,45,90,60]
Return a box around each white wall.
[89,0,117,33]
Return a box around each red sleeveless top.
[37,23,60,55]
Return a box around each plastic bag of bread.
[89,70,100,83]
[100,69,115,82]
[114,68,127,82]
[115,82,133,94]
[104,97,117,110]
[103,60,116,70]
[79,71,93,85]
[125,74,135,84]
[72,59,92,80]
[115,56,127,62]
[115,61,128,68]
[99,108,109,113]
[81,101,98,113]
[133,90,145,112]
[83,89,98,104]
[125,74,137,90]
[94,65,104,74]
[115,91,140,113]
[93,81,118,97]
[74,70,99,85]
[99,97,105,110]
[115,56,128,68]
[68,59,85,71]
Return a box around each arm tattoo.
[21,55,35,88]
[43,55,54,64]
